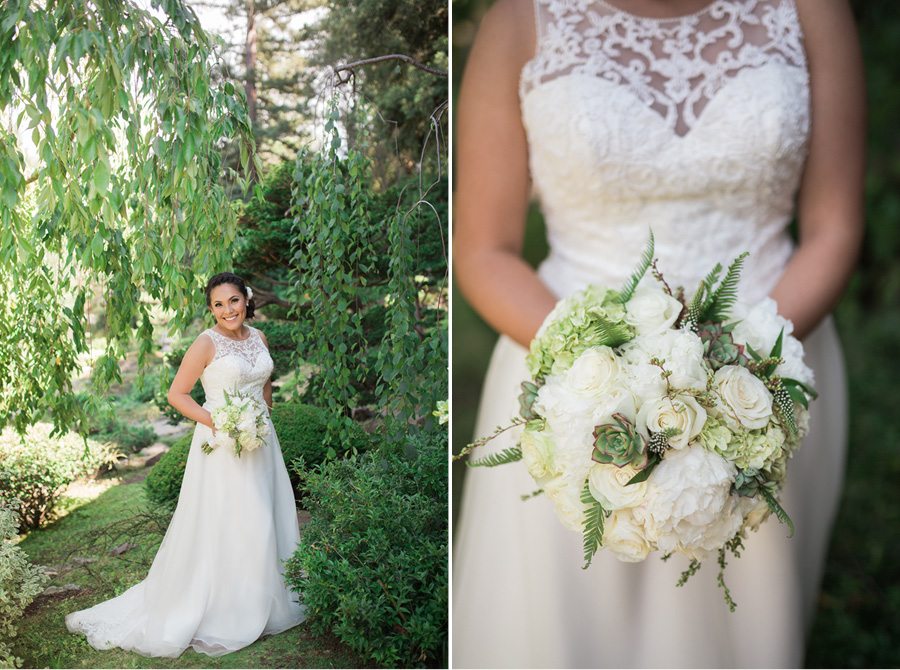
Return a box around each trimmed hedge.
[144,403,371,506]
[284,431,448,668]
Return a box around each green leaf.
[581,483,606,569]
[467,447,522,468]
[761,488,795,538]
[617,231,654,304]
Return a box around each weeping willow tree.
[0,0,259,433]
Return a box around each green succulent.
[698,321,749,370]
[518,381,541,421]
[592,414,649,469]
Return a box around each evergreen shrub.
[284,432,448,668]
[0,502,48,668]
[0,424,117,530]
[144,433,191,507]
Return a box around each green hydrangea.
[527,286,633,379]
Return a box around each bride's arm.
[769,0,865,340]
[167,334,216,430]
[453,0,557,349]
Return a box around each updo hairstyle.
[205,272,256,319]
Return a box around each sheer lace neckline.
[205,326,266,368]
[595,0,720,21]
[522,0,806,137]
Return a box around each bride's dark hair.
[205,272,256,319]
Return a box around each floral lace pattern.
[201,327,272,408]
[522,0,806,136]
[518,0,810,305]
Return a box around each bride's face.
[209,283,247,334]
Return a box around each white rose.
[564,346,622,398]
[636,395,707,449]
[542,475,586,533]
[639,446,742,561]
[624,284,684,336]
[237,417,256,433]
[603,509,651,562]
[212,409,229,429]
[244,436,264,452]
[730,299,814,385]
[588,462,647,510]
[520,427,558,481]
[715,365,773,430]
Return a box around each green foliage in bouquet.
[0,502,48,669]
[285,432,447,668]
[682,252,749,329]
[592,414,650,469]
[0,424,116,530]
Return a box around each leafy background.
[450,0,900,666]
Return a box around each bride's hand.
[453,0,558,348]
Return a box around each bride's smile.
[209,285,248,339]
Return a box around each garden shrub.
[144,404,371,506]
[0,424,117,530]
[143,434,192,507]
[0,502,48,669]
[284,431,448,668]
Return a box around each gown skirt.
[66,417,306,658]
[452,317,846,668]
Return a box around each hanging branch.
[333,54,448,86]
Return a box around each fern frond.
[700,252,749,323]
[761,488,795,538]
[617,231,655,303]
[589,315,635,348]
[581,483,606,569]
[467,447,523,468]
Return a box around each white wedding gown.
[67,327,306,657]
[453,0,847,667]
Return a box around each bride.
[452,0,864,667]
[66,272,306,657]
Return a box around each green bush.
[0,424,116,530]
[143,433,192,507]
[144,404,371,506]
[0,502,48,669]
[284,432,448,668]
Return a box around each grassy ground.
[12,468,372,670]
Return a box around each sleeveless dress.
[452,1,848,667]
[66,326,306,658]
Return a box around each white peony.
[623,284,685,336]
[636,395,707,450]
[588,462,647,510]
[212,431,236,452]
[714,365,773,430]
[258,419,271,438]
[603,509,652,562]
[619,330,708,400]
[639,445,743,562]
[564,346,623,398]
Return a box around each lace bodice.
[520,0,810,302]
[200,327,273,408]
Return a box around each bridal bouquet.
[202,389,271,458]
[465,234,816,609]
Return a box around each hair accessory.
[246,287,253,300]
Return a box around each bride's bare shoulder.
[468,0,536,70]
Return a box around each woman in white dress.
[66,272,306,657]
[452,0,864,667]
